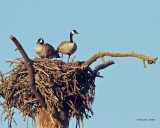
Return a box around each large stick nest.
[0,58,95,122]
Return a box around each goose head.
[37,38,44,45]
[71,30,79,35]
[70,30,79,42]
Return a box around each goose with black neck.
[57,30,79,62]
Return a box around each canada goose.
[57,30,79,62]
[35,38,60,59]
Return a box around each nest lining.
[0,58,95,122]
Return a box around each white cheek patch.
[40,39,43,43]
[71,30,75,35]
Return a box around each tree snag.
[0,35,157,128]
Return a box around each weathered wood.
[82,51,157,67]
[10,35,46,108]
[34,109,69,128]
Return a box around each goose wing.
[45,43,60,58]
[57,41,69,51]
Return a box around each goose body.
[35,38,60,59]
[57,30,79,62]
[57,41,77,55]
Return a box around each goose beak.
[75,31,79,34]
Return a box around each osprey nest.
[0,58,95,122]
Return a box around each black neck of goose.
[70,33,73,42]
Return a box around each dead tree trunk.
[34,109,69,128]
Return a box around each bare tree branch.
[82,51,158,67]
[93,60,115,77]
[10,35,46,108]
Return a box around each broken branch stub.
[10,35,46,108]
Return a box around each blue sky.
[0,0,160,128]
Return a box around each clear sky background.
[0,0,160,128]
